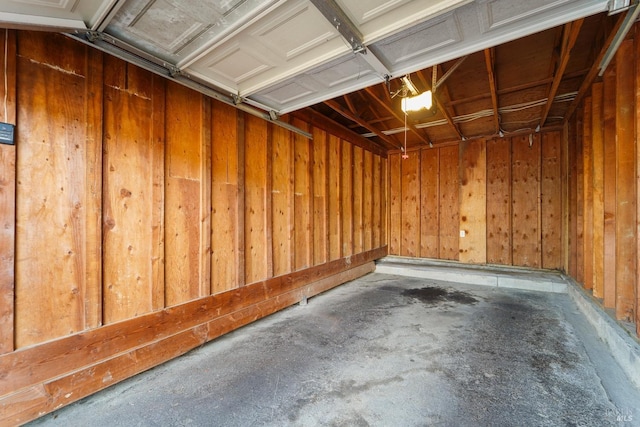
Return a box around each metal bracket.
[309,0,390,78]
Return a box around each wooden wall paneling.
[372,154,382,248]
[382,157,388,247]
[603,61,617,308]
[244,114,270,284]
[389,153,401,254]
[590,84,605,297]
[582,97,594,289]
[352,146,364,254]
[271,117,293,276]
[541,131,563,270]
[102,59,165,324]
[164,82,210,306]
[439,145,459,260]
[211,102,243,293]
[636,28,640,335]
[420,148,439,258]
[14,33,103,347]
[614,38,637,322]
[486,137,512,265]
[293,117,312,270]
[567,117,578,278]
[312,127,328,265]
[511,134,541,268]
[363,149,373,251]
[341,140,353,257]
[0,29,16,354]
[459,138,487,264]
[575,105,585,285]
[401,149,420,257]
[562,124,570,272]
[328,134,341,260]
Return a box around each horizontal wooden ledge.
[0,246,386,424]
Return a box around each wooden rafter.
[564,13,625,123]
[483,48,500,133]
[416,68,463,140]
[539,19,584,127]
[323,99,402,150]
[343,94,358,115]
[364,85,432,146]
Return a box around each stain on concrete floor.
[29,273,640,427]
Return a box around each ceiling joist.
[483,48,500,134]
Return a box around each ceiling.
[0,0,634,150]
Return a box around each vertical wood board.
[312,127,328,265]
[341,140,353,257]
[0,29,16,353]
[352,146,364,254]
[420,148,439,258]
[614,39,636,321]
[328,135,341,260]
[293,118,312,270]
[164,82,208,306]
[486,137,512,265]
[541,131,563,270]
[271,119,293,276]
[401,150,420,257]
[582,97,594,289]
[603,62,617,308]
[590,84,605,296]
[15,34,103,346]
[511,134,541,268]
[459,139,487,264]
[389,153,401,255]
[244,115,269,284]
[439,145,459,260]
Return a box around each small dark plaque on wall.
[0,122,14,145]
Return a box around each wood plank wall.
[0,32,388,425]
[389,132,562,269]
[568,27,639,334]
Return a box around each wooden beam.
[364,85,432,146]
[343,94,358,115]
[483,48,500,133]
[416,69,463,140]
[564,13,626,123]
[540,20,584,127]
[323,99,402,150]
[291,108,387,157]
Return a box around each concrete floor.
[30,272,640,427]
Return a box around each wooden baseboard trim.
[0,249,383,426]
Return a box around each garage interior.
[0,0,640,424]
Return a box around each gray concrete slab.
[30,273,640,427]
